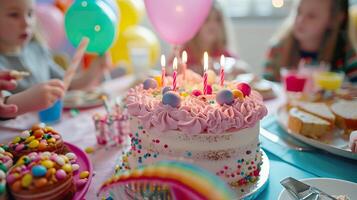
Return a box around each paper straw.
[63,37,90,91]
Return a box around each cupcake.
[7,151,79,200]
[0,146,14,199]
[7,125,67,161]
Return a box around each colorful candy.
[162,91,181,108]
[85,147,95,154]
[236,83,251,97]
[76,178,87,188]
[72,164,80,171]
[65,153,77,160]
[162,86,172,94]
[41,160,54,169]
[143,78,158,90]
[32,165,47,177]
[62,164,72,173]
[191,89,202,97]
[21,174,32,188]
[20,131,30,139]
[206,84,213,95]
[79,171,89,179]
[55,169,67,180]
[216,90,234,106]
[232,89,244,100]
[34,177,47,188]
[28,140,39,148]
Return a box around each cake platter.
[277,106,357,160]
[234,149,270,200]
[64,142,93,200]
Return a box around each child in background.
[0,0,108,117]
[0,0,108,93]
[170,1,245,77]
[263,0,357,83]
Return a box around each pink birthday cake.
[124,70,267,187]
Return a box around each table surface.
[0,76,354,200]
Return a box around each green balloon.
[65,0,118,54]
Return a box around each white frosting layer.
[127,117,262,185]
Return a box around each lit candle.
[220,55,225,87]
[203,52,208,95]
[173,57,178,91]
[182,51,187,81]
[161,55,166,87]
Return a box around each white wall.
[232,18,283,75]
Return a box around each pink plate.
[64,142,93,200]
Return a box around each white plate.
[278,178,357,200]
[277,106,357,160]
[64,89,106,109]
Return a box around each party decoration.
[110,26,160,67]
[55,0,73,13]
[65,0,118,54]
[116,0,145,31]
[162,92,181,108]
[35,4,65,50]
[216,90,234,106]
[144,0,213,44]
[98,161,235,200]
[143,78,158,90]
[162,86,172,95]
[236,83,251,97]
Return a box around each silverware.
[260,128,315,152]
[280,177,337,200]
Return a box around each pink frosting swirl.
[126,84,267,134]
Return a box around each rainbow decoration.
[98,161,235,200]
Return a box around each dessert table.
[0,75,356,200]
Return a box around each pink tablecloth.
[0,76,284,199]
[0,75,136,199]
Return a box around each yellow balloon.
[116,0,145,32]
[110,25,161,73]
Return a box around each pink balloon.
[144,0,213,45]
[35,4,65,50]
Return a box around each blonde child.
[263,0,357,83]
[0,0,108,118]
[170,1,244,77]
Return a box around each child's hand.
[0,71,18,116]
[21,79,65,110]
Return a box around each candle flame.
[173,57,178,70]
[182,51,187,64]
[161,55,166,68]
[204,52,208,72]
[220,55,225,67]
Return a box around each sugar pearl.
[0,148,4,154]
